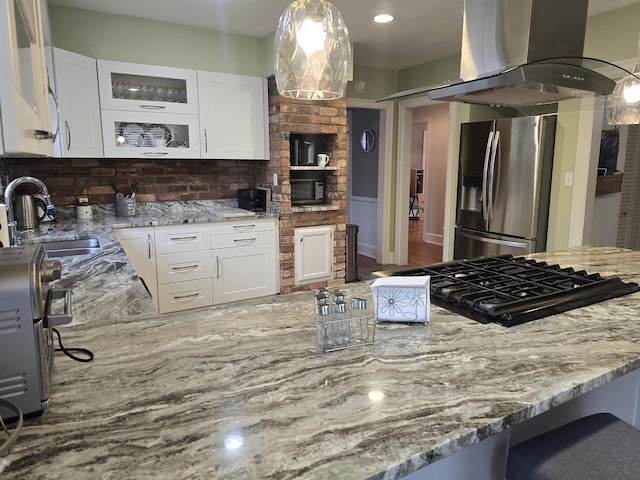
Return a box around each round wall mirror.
[360,129,376,153]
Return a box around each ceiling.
[48,0,640,70]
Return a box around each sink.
[38,235,102,258]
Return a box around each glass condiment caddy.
[314,290,375,353]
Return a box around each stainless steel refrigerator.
[453,115,557,260]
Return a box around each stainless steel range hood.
[427,58,617,108]
[381,0,620,108]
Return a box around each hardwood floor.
[356,217,443,280]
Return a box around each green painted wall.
[398,54,461,91]
[546,101,581,251]
[49,5,267,76]
[585,3,640,62]
[345,65,398,100]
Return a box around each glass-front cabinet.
[0,0,54,156]
[101,110,200,158]
[98,60,199,158]
[97,60,198,115]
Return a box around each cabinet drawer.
[156,251,212,285]
[157,278,213,314]
[155,225,211,254]
[211,229,275,249]
[211,219,275,236]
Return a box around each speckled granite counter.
[2,229,640,478]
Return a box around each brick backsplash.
[7,158,268,205]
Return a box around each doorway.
[397,99,450,266]
[346,98,394,265]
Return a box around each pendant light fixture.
[607,35,640,125]
[274,0,351,100]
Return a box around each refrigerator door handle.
[488,131,500,222]
[457,229,529,249]
[482,131,494,224]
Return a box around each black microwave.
[291,178,324,205]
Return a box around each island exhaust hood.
[383,0,621,108]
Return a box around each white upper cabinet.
[198,71,268,160]
[101,110,200,158]
[48,47,103,157]
[0,0,53,156]
[97,60,200,158]
[97,60,198,115]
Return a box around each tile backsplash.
[7,157,268,205]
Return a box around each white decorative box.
[371,276,430,322]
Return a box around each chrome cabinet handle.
[142,152,169,157]
[204,128,208,153]
[169,235,198,241]
[216,255,220,278]
[234,237,256,242]
[233,224,256,229]
[173,293,199,300]
[171,264,199,271]
[65,121,71,150]
[138,105,166,110]
[147,234,152,259]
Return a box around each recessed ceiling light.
[374,14,394,24]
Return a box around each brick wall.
[264,76,348,294]
[8,158,267,205]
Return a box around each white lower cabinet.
[154,224,212,313]
[114,226,157,303]
[155,250,213,284]
[116,219,279,313]
[212,218,278,304]
[294,225,334,284]
[157,278,214,314]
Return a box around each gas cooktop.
[381,255,640,327]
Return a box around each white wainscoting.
[349,196,377,258]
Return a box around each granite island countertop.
[2,222,640,478]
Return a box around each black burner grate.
[391,255,640,327]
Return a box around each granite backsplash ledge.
[6,157,270,206]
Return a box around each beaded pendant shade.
[274,0,351,100]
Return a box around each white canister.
[76,204,93,220]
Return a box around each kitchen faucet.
[3,176,56,246]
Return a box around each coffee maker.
[290,136,316,166]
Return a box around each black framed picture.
[599,129,619,173]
